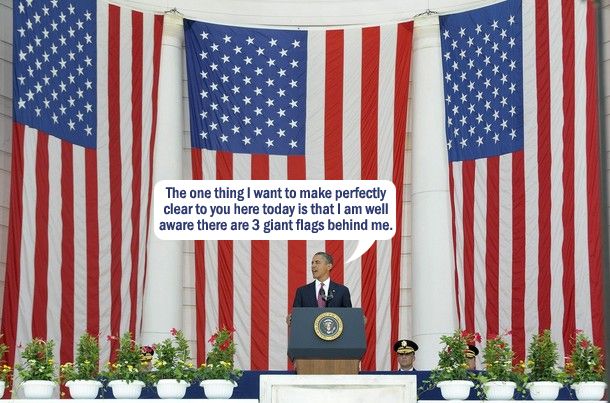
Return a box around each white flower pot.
[483,381,516,400]
[437,380,474,400]
[0,380,5,397]
[156,379,189,399]
[108,379,145,399]
[200,379,237,399]
[22,380,57,399]
[65,380,102,399]
[571,381,607,401]
[527,381,563,401]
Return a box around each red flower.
[170,328,177,336]
[208,334,218,345]
[580,339,589,349]
[506,330,512,335]
[474,332,482,343]
[220,339,231,351]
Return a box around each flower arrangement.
[60,333,100,382]
[479,333,517,382]
[102,332,146,383]
[565,331,604,383]
[525,329,565,383]
[423,330,480,390]
[197,327,242,382]
[0,338,11,386]
[15,338,56,382]
[150,328,196,383]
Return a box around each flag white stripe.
[452,163,466,329]
[573,0,593,338]
[73,146,88,346]
[118,8,134,334]
[498,154,513,338]
[521,0,539,339]
[96,1,113,362]
[473,161,487,337]
[233,153,251,370]
[47,135,63,361]
[342,28,362,308]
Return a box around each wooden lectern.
[288,308,366,375]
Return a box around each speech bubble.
[153,179,396,263]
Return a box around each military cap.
[464,344,479,358]
[393,339,418,354]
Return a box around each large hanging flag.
[184,19,413,370]
[4,0,163,374]
[440,0,603,361]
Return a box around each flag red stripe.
[287,156,306,370]
[129,10,144,335]
[324,29,345,283]
[32,132,49,339]
[462,160,475,332]
[449,164,462,326]
[486,156,499,337]
[535,0,552,332]
[560,0,576,353]
[512,151,526,361]
[107,5,123,348]
[216,152,234,330]
[390,21,412,370]
[585,0,604,349]
[191,149,206,365]
[85,148,100,336]
[60,142,75,363]
[360,26,380,370]
[1,124,25,371]
[250,155,269,370]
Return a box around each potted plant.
[15,338,57,399]
[150,328,196,399]
[476,333,523,400]
[0,338,11,397]
[422,330,479,400]
[566,331,606,400]
[102,332,147,399]
[60,333,102,399]
[525,330,566,400]
[197,327,242,399]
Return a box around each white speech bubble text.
[154,180,396,262]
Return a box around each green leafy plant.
[0,337,11,385]
[474,333,526,397]
[15,338,56,382]
[101,332,146,383]
[421,330,479,394]
[525,330,566,383]
[60,333,100,382]
[479,334,517,382]
[565,331,604,383]
[149,328,195,383]
[197,327,242,382]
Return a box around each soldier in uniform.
[393,339,418,371]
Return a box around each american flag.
[184,20,413,370]
[440,0,603,362]
[3,0,163,383]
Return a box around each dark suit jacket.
[292,280,352,308]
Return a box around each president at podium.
[292,252,352,308]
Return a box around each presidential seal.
[313,312,343,341]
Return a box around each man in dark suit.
[292,251,352,308]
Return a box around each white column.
[141,12,185,346]
[410,15,458,370]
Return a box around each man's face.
[466,356,476,370]
[397,352,415,370]
[311,255,332,281]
